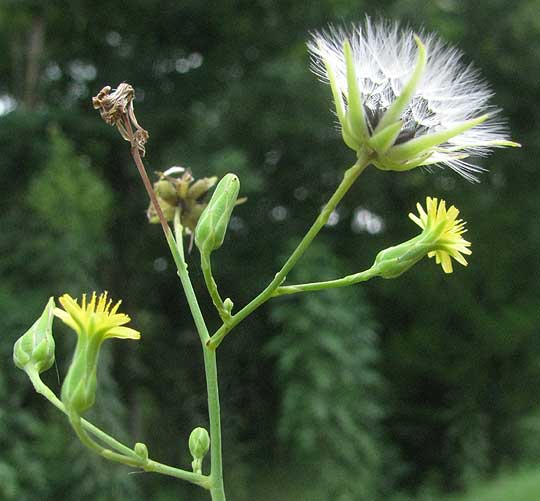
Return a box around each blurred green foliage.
[1,0,539,499]
[268,243,388,500]
[446,466,540,501]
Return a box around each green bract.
[195,173,240,255]
[13,297,56,374]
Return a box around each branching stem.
[127,129,226,499]
[207,153,371,349]
[26,367,210,488]
[201,252,231,323]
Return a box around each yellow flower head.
[54,291,140,340]
[409,197,472,274]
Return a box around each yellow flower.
[409,197,472,273]
[54,291,140,340]
[56,292,140,413]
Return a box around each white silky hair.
[308,18,512,181]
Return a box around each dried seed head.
[146,168,218,235]
[92,83,149,156]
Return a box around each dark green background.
[1,1,539,499]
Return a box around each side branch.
[207,153,372,349]
[272,267,378,297]
[201,252,232,323]
[26,368,210,488]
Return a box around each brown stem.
[123,115,171,238]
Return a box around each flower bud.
[134,442,149,462]
[195,173,240,255]
[189,427,210,460]
[223,298,234,316]
[13,298,56,374]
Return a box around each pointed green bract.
[343,39,369,141]
[492,139,521,147]
[376,35,427,132]
[368,121,403,154]
[374,152,432,172]
[388,114,489,162]
[318,40,361,151]
[318,40,346,125]
[417,152,469,166]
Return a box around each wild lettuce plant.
[13,18,518,500]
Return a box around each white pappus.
[308,18,520,181]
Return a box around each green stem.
[144,459,211,487]
[208,153,371,349]
[273,266,378,297]
[26,367,135,457]
[128,140,226,498]
[204,349,225,501]
[173,210,226,500]
[201,252,230,323]
[68,409,141,466]
[26,367,209,488]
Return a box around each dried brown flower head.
[92,83,149,156]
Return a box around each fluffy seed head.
[308,18,519,181]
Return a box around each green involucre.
[61,334,102,414]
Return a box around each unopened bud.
[195,173,240,255]
[189,427,210,460]
[134,442,149,462]
[223,298,234,316]
[13,298,56,374]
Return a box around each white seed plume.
[308,18,519,181]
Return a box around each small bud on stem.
[13,297,56,374]
[189,427,210,474]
